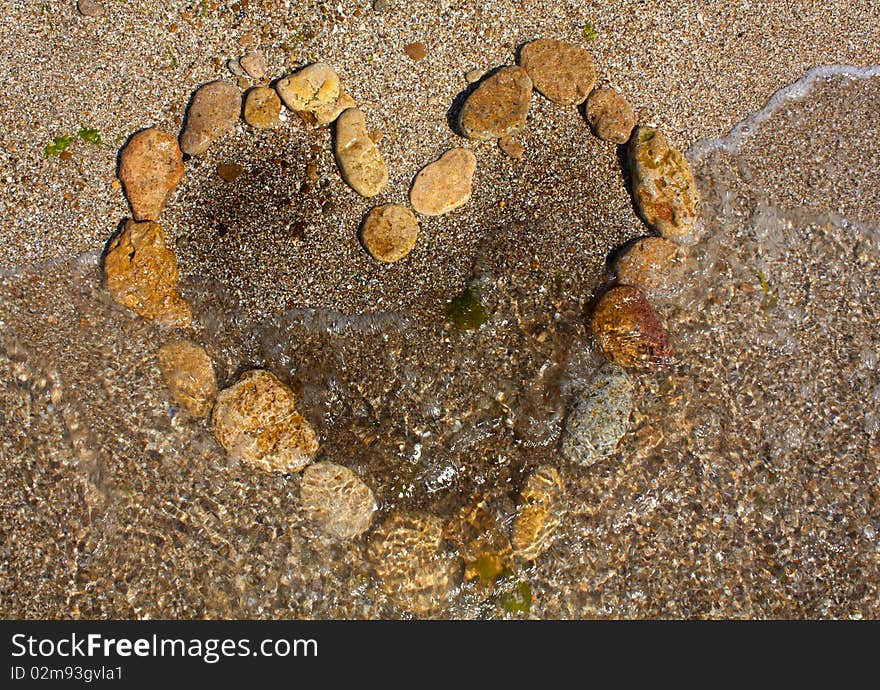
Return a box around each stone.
[361,204,419,263]
[76,0,105,17]
[372,0,389,11]
[465,69,483,84]
[156,340,217,418]
[498,136,524,160]
[211,369,319,473]
[179,81,242,156]
[300,88,355,127]
[409,148,476,216]
[367,512,459,614]
[446,497,513,586]
[458,66,532,140]
[216,163,244,183]
[612,236,686,297]
[103,220,191,327]
[299,461,377,539]
[243,86,281,129]
[117,128,184,221]
[628,126,700,241]
[276,63,340,115]
[561,363,634,467]
[590,285,672,370]
[404,42,427,61]
[585,86,636,144]
[239,51,267,79]
[518,38,597,106]
[334,108,388,197]
[511,466,567,561]
[227,58,247,78]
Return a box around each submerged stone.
[590,285,672,370]
[511,466,567,560]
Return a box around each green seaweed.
[168,46,179,69]
[445,288,488,331]
[758,270,778,315]
[499,580,533,614]
[44,134,74,158]
[582,23,598,42]
[77,127,102,145]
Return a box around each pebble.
[590,285,672,370]
[585,86,636,144]
[239,51,267,80]
[372,0,389,10]
[561,363,634,467]
[404,42,427,61]
[511,466,568,561]
[333,108,388,197]
[227,58,247,78]
[102,220,192,327]
[498,135,524,160]
[117,128,184,221]
[211,369,319,473]
[276,63,340,115]
[612,236,686,297]
[465,69,483,83]
[361,204,419,263]
[156,340,217,418]
[628,126,700,241]
[216,163,244,183]
[179,81,242,156]
[367,512,459,614]
[243,86,282,129]
[409,148,476,216]
[76,0,105,17]
[301,88,355,127]
[518,38,597,106]
[446,498,513,586]
[458,66,532,140]
[299,461,377,539]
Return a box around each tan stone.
[585,86,636,144]
[243,86,281,129]
[519,38,597,106]
[613,236,686,297]
[334,108,388,197]
[239,51,266,79]
[117,128,184,221]
[404,42,427,61]
[212,369,319,473]
[409,148,476,216]
[103,219,191,327]
[276,63,340,113]
[628,126,700,241]
[367,512,459,614]
[446,497,514,586]
[590,285,672,370]
[299,461,377,539]
[458,66,532,140]
[179,81,242,156]
[498,135,524,160]
[361,204,419,263]
[300,88,356,127]
[156,340,217,418]
[512,466,568,560]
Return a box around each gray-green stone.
[562,363,634,466]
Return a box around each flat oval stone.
[179,81,242,156]
[334,108,388,197]
[117,128,184,221]
[561,363,634,467]
[299,461,377,539]
[239,51,267,79]
[157,340,217,418]
[276,63,340,113]
[612,236,686,297]
[361,204,419,262]
[590,285,672,370]
[211,369,319,473]
[458,66,532,140]
[519,38,597,106]
[103,219,192,327]
[367,512,459,615]
[511,466,567,560]
[628,126,700,241]
[243,86,281,129]
[409,148,476,216]
[585,86,636,144]
[301,88,355,127]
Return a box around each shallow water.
[1,66,878,618]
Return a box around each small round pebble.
[76,0,106,17]
[361,204,420,263]
[561,363,634,467]
[157,340,217,418]
[299,461,377,539]
[243,86,282,129]
[511,466,568,560]
[216,163,244,183]
[465,69,483,83]
[404,42,427,61]
[498,136,524,160]
[179,81,242,156]
[612,236,686,297]
[239,51,267,80]
[585,87,636,144]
